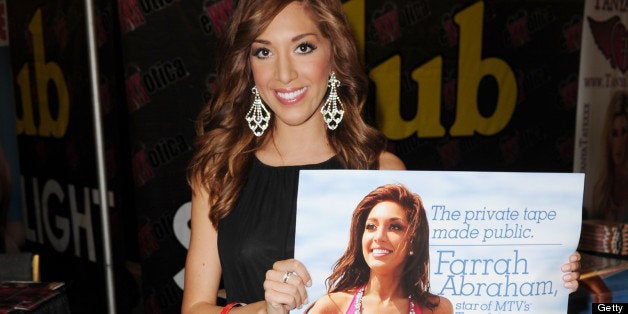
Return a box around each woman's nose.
[275,54,297,84]
[373,227,387,242]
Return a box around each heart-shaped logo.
[588,16,628,73]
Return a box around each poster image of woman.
[307,184,452,313]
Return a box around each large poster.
[573,0,628,220]
[296,170,584,314]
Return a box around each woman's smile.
[371,247,393,258]
[275,87,308,105]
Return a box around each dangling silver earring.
[245,86,271,136]
[321,72,344,130]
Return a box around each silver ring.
[282,271,293,283]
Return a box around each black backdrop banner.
[117,0,215,311]
[7,0,584,313]
[360,0,583,171]
[7,0,136,312]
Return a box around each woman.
[592,90,628,222]
[182,1,580,313]
[308,184,452,313]
[183,1,404,313]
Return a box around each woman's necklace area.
[271,135,286,166]
[354,287,416,314]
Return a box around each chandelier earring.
[245,86,271,136]
[320,72,344,130]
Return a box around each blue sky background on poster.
[295,170,583,314]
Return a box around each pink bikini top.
[345,286,423,314]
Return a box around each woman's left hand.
[561,251,581,293]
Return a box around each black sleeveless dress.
[218,156,344,303]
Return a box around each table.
[0,281,70,313]
[568,252,628,313]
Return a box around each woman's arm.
[181,185,224,313]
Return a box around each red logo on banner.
[138,221,160,260]
[0,1,8,45]
[205,0,233,36]
[500,137,521,165]
[54,16,69,49]
[132,149,155,187]
[118,0,146,33]
[126,71,151,112]
[438,140,462,168]
[562,18,582,53]
[507,12,531,48]
[441,14,459,47]
[588,16,628,73]
[373,6,400,45]
[443,78,457,111]
[559,76,578,110]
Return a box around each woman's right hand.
[264,259,312,314]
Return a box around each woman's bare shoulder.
[307,291,353,314]
[378,151,406,170]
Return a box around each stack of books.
[578,220,628,256]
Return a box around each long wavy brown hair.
[326,184,439,309]
[592,90,628,219]
[188,0,386,228]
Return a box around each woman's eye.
[365,223,377,231]
[390,224,404,231]
[295,42,316,54]
[252,47,272,59]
